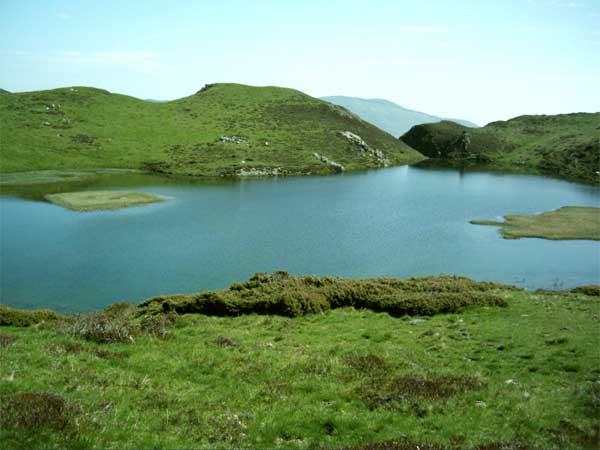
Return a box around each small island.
[471,206,600,240]
[45,190,164,212]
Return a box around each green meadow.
[1,273,598,449]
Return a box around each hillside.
[401,113,600,184]
[0,84,424,177]
[321,96,478,137]
[1,272,598,448]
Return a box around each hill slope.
[0,84,424,177]
[321,96,478,137]
[401,113,600,184]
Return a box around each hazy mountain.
[321,96,479,137]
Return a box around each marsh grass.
[44,190,164,211]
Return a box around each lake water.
[1,165,599,313]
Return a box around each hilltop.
[401,113,600,184]
[0,84,424,177]
[321,96,478,137]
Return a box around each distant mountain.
[0,84,424,176]
[0,89,11,94]
[400,113,600,184]
[321,96,479,137]
[143,98,168,103]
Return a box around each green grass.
[1,273,598,449]
[400,114,600,184]
[44,190,164,211]
[471,206,600,240]
[0,169,142,186]
[0,84,424,178]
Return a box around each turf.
[471,206,600,240]
[0,84,424,178]
[0,273,598,449]
[44,190,164,211]
[400,114,600,184]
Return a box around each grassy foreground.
[0,84,424,177]
[400,114,600,184]
[471,206,600,240]
[45,190,164,211]
[1,273,599,449]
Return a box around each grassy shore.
[1,273,598,449]
[471,206,600,240]
[400,114,600,184]
[44,190,164,211]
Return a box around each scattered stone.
[313,153,345,173]
[219,135,247,144]
[505,379,516,385]
[409,319,426,325]
[237,167,283,177]
[475,400,487,408]
[42,121,50,126]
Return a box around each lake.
[1,165,599,313]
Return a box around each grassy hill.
[0,84,424,177]
[400,113,600,184]
[1,272,598,449]
[321,96,478,137]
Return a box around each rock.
[219,135,246,144]
[475,400,487,408]
[42,121,50,126]
[505,379,516,385]
[313,153,345,173]
[339,131,389,166]
[236,167,283,177]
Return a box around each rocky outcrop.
[313,153,345,173]
[219,135,247,144]
[339,131,389,167]
[236,167,284,176]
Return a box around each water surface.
[1,166,599,312]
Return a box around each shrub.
[0,392,77,431]
[0,305,65,327]
[570,285,600,296]
[140,311,178,339]
[66,311,137,343]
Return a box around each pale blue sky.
[1,0,598,125]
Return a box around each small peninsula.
[471,206,600,240]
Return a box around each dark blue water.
[1,166,599,312]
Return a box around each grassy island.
[471,206,600,240]
[1,272,598,449]
[45,190,164,211]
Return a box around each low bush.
[0,305,65,327]
[65,311,137,343]
[0,392,77,431]
[139,272,512,318]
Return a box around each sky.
[1,0,599,125]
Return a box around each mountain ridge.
[321,95,479,137]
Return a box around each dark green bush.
[0,392,77,431]
[0,305,65,327]
[139,272,513,319]
[570,285,600,297]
